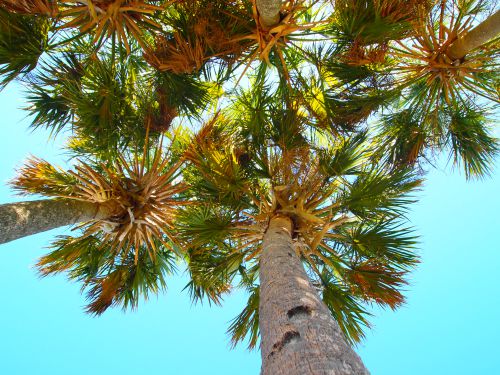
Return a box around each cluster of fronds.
[143,1,254,74]
[392,0,499,105]
[0,9,51,87]
[11,141,186,264]
[1,0,498,352]
[58,0,164,52]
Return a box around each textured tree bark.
[0,198,112,244]
[447,9,500,60]
[256,0,282,28]
[259,215,370,375]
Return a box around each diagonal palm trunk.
[447,9,500,60]
[259,216,370,375]
[0,198,112,244]
[256,0,282,28]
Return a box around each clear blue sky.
[0,83,499,374]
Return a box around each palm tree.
[0,1,498,374]
[1,139,185,249]
[447,8,500,60]
[178,83,420,373]
[0,137,186,313]
[324,0,499,177]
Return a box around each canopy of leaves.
[1,0,498,351]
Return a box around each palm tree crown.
[178,85,421,346]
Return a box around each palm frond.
[10,156,79,196]
[447,105,498,178]
[0,9,50,87]
[227,286,260,350]
[342,167,421,218]
[13,141,186,263]
[0,0,58,16]
[321,274,371,345]
[38,234,177,315]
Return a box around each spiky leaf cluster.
[11,141,186,313]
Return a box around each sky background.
[0,82,499,375]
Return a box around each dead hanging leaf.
[85,268,127,314]
[144,1,254,73]
[342,41,389,66]
[0,0,59,16]
[146,89,179,133]
[345,261,408,309]
[143,32,206,74]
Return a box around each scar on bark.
[287,305,312,320]
[267,330,301,359]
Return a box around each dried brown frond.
[144,1,254,73]
[145,89,178,133]
[59,0,164,53]
[375,0,431,24]
[143,32,206,74]
[85,268,127,314]
[0,0,58,16]
[345,261,408,309]
[342,41,388,66]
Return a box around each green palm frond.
[320,274,371,345]
[335,221,418,270]
[447,105,498,178]
[26,48,154,155]
[152,70,212,117]
[227,286,260,350]
[177,205,236,248]
[318,131,369,177]
[374,109,429,167]
[184,248,244,306]
[38,234,176,315]
[374,102,498,178]
[330,0,427,45]
[184,117,253,209]
[0,9,50,87]
[342,167,421,218]
[37,234,105,277]
[84,244,175,315]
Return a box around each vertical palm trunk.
[447,9,500,60]
[259,215,369,375]
[256,0,282,28]
[0,198,112,244]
